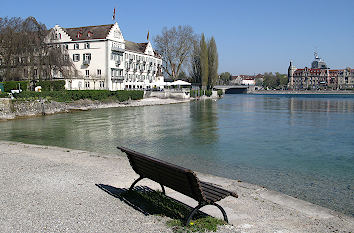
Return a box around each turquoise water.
[1,94,353,216]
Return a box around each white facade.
[241,79,255,86]
[47,22,163,91]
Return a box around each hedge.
[37,80,66,91]
[0,93,9,98]
[190,89,215,97]
[205,90,212,97]
[13,90,144,102]
[217,90,223,97]
[0,81,29,92]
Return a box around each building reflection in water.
[288,96,354,113]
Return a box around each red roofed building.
[288,53,353,90]
[46,22,163,91]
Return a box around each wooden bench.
[117,146,238,225]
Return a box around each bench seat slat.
[200,181,238,198]
[200,190,224,202]
[201,185,229,199]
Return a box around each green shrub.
[0,81,29,92]
[217,90,223,97]
[205,90,212,97]
[0,92,9,98]
[13,90,144,102]
[37,80,65,91]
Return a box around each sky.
[1,0,353,75]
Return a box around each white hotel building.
[46,22,163,91]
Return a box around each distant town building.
[46,22,163,91]
[288,53,354,90]
[231,74,263,86]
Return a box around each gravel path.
[1,141,353,232]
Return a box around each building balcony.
[111,47,125,53]
[111,76,124,81]
[83,60,90,65]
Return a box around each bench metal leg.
[185,202,229,226]
[212,203,228,223]
[185,203,206,226]
[129,176,144,191]
[160,184,166,194]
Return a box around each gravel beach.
[0,141,353,232]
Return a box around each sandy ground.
[0,141,353,233]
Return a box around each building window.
[84,43,90,49]
[99,81,105,88]
[97,69,101,76]
[74,43,79,50]
[77,32,82,38]
[85,81,90,88]
[85,70,89,77]
[83,53,91,61]
[73,54,80,62]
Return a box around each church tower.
[288,60,296,89]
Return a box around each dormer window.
[77,32,82,38]
[88,31,93,38]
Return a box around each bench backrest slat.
[118,146,205,202]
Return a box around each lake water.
[1,94,353,216]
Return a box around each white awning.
[169,80,191,86]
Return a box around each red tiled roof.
[63,24,114,41]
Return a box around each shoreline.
[0,97,190,121]
[248,90,354,95]
[0,140,353,232]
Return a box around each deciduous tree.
[190,40,201,85]
[154,25,196,80]
[0,16,75,83]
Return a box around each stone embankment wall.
[145,90,190,99]
[0,98,14,118]
[0,98,70,120]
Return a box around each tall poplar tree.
[207,37,218,89]
[200,34,208,89]
[190,40,201,86]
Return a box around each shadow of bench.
[96,184,208,221]
[116,146,238,225]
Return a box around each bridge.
[214,85,253,94]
